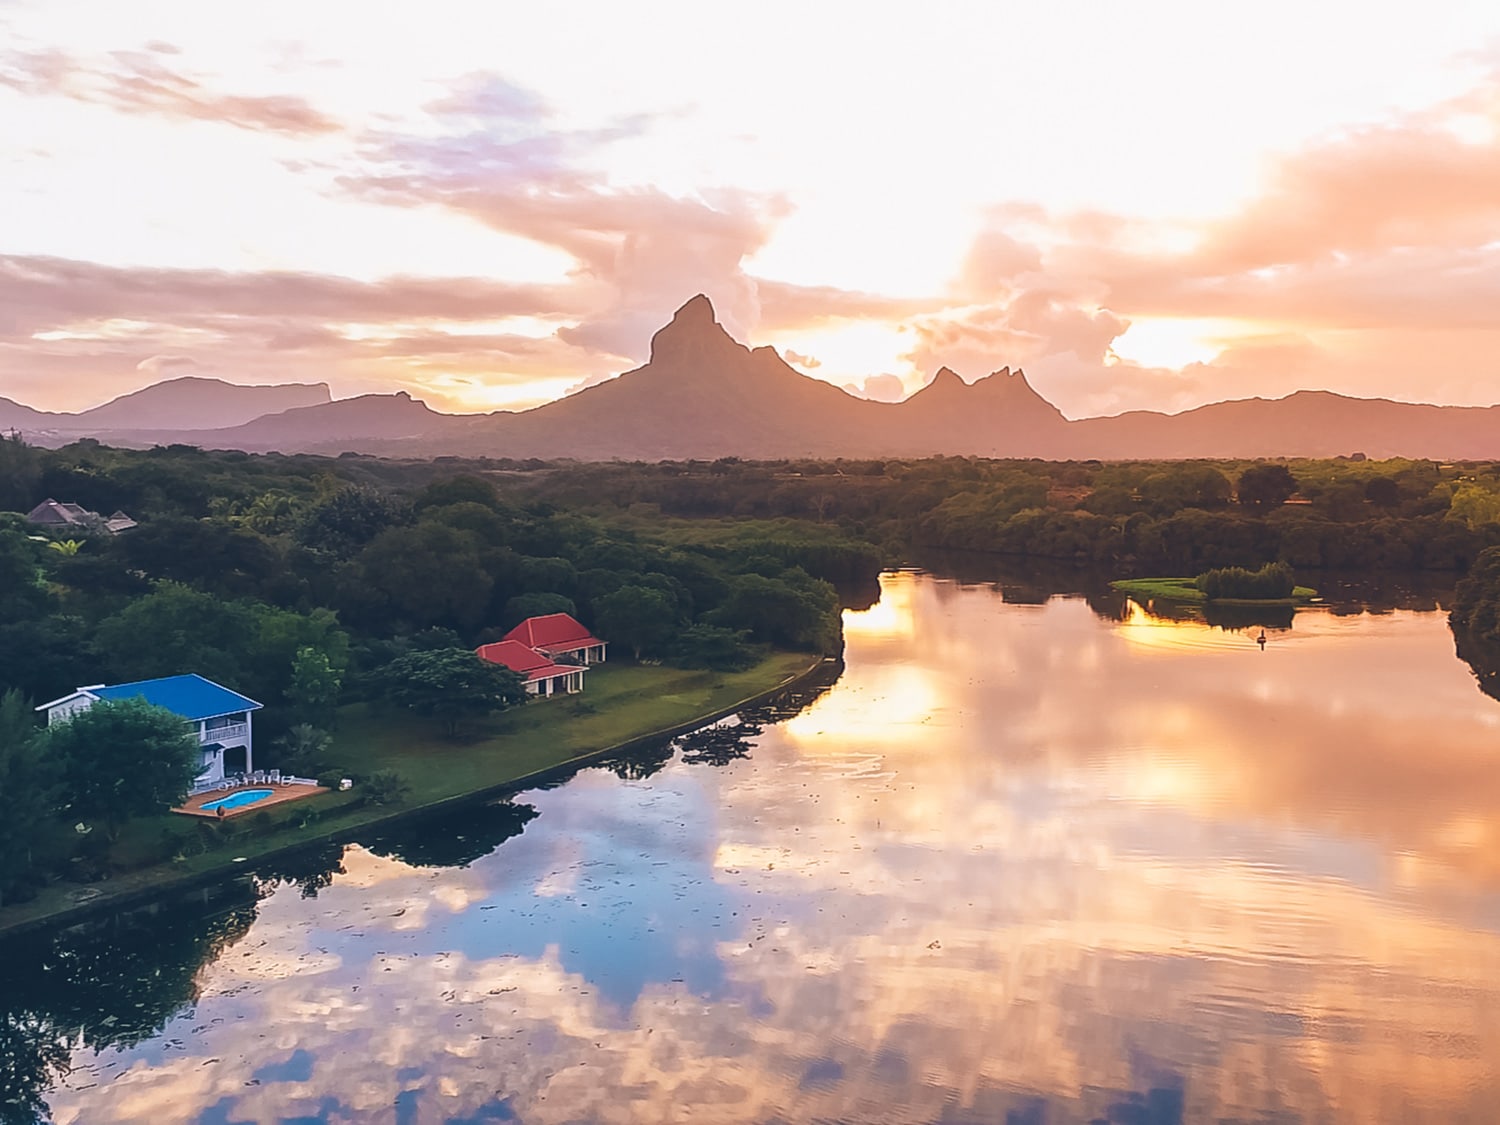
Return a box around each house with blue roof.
[38,674,263,787]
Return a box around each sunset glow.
[4,1,1500,416]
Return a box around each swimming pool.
[200,788,274,813]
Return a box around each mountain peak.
[674,293,717,324]
[648,293,744,367]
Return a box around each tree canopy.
[45,699,201,836]
[379,648,527,736]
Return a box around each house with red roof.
[476,640,587,698]
[502,613,608,665]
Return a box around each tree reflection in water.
[361,799,538,869]
[0,879,262,1124]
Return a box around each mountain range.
[8,297,1500,461]
[1,377,331,435]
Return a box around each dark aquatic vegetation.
[676,721,763,767]
[13,571,1500,1124]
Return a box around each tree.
[0,691,58,908]
[356,523,493,633]
[593,584,679,659]
[379,648,526,736]
[502,592,577,628]
[271,723,332,779]
[1237,464,1298,511]
[670,624,757,671]
[46,699,202,838]
[286,645,344,727]
[95,583,349,711]
[95,582,248,688]
[296,486,410,557]
[0,431,42,512]
[710,570,841,652]
[1364,476,1400,508]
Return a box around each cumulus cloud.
[901,62,1500,417]
[344,75,789,363]
[856,373,908,402]
[782,349,820,369]
[0,44,339,135]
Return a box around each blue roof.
[90,674,262,720]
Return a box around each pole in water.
[1256,630,1267,649]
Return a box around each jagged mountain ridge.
[7,296,1500,459]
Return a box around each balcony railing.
[198,721,248,746]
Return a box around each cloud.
[0,253,569,331]
[783,349,820,369]
[0,45,340,135]
[753,280,944,332]
[135,353,199,375]
[0,253,594,411]
[856,373,907,402]
[343,75,789,362]
[903,63,1500,417]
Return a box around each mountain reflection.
[27,571,1500,1123]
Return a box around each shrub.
[1195,561,1295,600]
[362,769,411,807]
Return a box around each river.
[7,569,1500,1124]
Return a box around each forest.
[0,437,858,908]
[10,437,1500,909]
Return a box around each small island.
[1112,562,1318,607]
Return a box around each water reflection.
[16,571,1500,1123]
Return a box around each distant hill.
[157,390,447,451]
[7,299,1500,460]
[0,395,59,431]
[69,377,331,431]
[1073,392,1500,460]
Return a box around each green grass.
[1110,577,1318,605]
[323,656,813,806]
[0,652,818,935]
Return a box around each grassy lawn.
[325,655,814,806]
[0,652,818,936]
[1110,577,1319,605]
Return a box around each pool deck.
[174,781,328,819]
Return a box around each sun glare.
[1109,317,1250,370]
[760,322,915,397]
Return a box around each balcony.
[198,721,248,747]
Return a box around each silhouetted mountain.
[1073,391,1500,460]
[71,377,331,431]
[133,390,444,451]
[453,297,1073,460]
[8,298,1500,460]
[0,395,59,431]
[2,377,331,438]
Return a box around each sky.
[3,0,1500,418]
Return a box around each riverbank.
[1110,577,1319,606]
[0,652,834,939]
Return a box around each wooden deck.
[174,781,328,819]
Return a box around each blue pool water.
[199,788,274,813]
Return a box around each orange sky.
[3,1,1499,417]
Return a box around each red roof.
[476,640,583,683]
[502,613,604,653]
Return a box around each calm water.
[10,571,1500,1124]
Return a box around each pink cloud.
[0,45,339,135]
